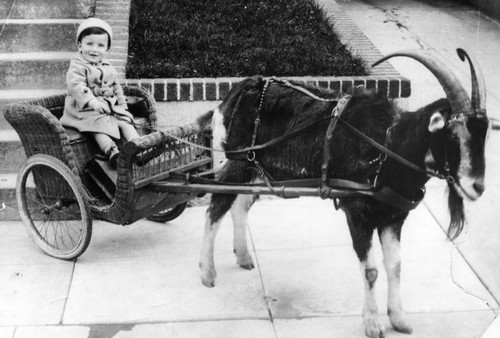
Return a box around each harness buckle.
[247,150,256,162]
[443,162,455,184]
[373,152,388,188]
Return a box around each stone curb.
[318,0,400,76]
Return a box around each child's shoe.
[108,146,120,169]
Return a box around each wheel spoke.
[62,221,78,248]
[17,155,92,259]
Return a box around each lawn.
[126,0,367,78]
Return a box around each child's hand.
[90,100,111,114]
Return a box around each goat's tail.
[196,109,214,134]
[195,75,264,136]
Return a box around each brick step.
[0,19,80,53]
[0,0,88,19]
[0,52,73,89]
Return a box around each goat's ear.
[428,112,446,133]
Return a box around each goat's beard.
[447,183,465,240]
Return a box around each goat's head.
[374,49,489,239]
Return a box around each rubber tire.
[147,202,188,223]
[16,154,92,260]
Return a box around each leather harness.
[162,77,453,211]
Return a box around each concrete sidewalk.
[1,0,500,337]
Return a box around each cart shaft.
[149,181,366,199]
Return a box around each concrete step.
[0,130,23,174]
[0,52,72,89]
[0,19,80,53]
[0,0,86,19]
[0,89,66,108]
[0,173,21,221]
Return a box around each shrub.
[127,0,367,78]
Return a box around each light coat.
[60,55,134,139]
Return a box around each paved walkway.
[1,0,500,337]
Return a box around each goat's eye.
[451,116,465,125]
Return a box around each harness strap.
[334,116,444,179]
[224,114,335,160]
[277,77,337,102]
[321,95,352,198]
[154,114,334,157]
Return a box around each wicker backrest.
[3,97,81,198]
[3,95,79,174]
[123,85,158,130]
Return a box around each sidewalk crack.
[248,225,278,338]
[59,260,77,325]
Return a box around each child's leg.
[93,133,119,168]
[93,133,117,155]
[118,120,140,141]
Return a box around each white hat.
[76,18,113,47]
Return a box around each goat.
[196,49,489,338]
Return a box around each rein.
[160,78,444,178]
[151,77,453,210]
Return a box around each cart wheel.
[16,154,92,260]
[147,202,188,223]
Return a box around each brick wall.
[95,0,130,78]
[123,76,410,102]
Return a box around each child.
[60,18,140,169]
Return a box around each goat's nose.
[473,181,485,195]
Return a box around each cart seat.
[65,117,150,143]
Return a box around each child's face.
[78,33,109,64]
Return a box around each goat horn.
[372,49,473,117]
[456,48,487,115]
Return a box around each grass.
[126,0,367,78]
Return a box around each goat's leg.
[231,194,257,270]
[379,226,412,334]
[345,210,384,338]
[360,242,384,338]
[200,193,237,287]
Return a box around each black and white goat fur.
[197,49,489,338]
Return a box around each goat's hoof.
[236,252,254,270]
[394,324,412,335]
[364,316,385,338]
[201,278,215,288]
[200,266,217,288]
[240,263,255,270]
[201,273,216,288]
[390,314,413,334]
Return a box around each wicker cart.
[2,86,212,260]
